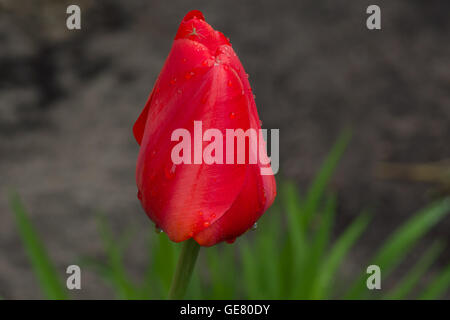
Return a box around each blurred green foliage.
[10,131,450,299]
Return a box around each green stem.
[168,238,201,299]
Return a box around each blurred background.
[0,0,449,299]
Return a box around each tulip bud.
[133,10,276,246]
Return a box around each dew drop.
[251,222,258,231]
[203,221,210,228]
[226,238,236,244]
[211,213,216,218]
[227,80,233,87]
[155,225,162,234]
[229,112,236,119]
[198,211,203,216]
[202,60,209,66]
[188,231,194,237]
[184,71,195,80]
[170,78,177,85]
[164,164,176,179]
[223,65,229,71]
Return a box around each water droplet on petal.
[198,211,203,216]
[164,164,176,179]
[223,65,229,71]
[229,112,236,119]
[251,222,258,231]
[184,71,195,80]
[211,213,216,218]
[188,231,194,237]
[202,60,209,66]
[203,221,210,227]
[155,225,162,234]
[170,78,177,85]
[226,238,236,244]
[227,80,233,87]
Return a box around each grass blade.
[303,194,336,298]
[302,129,351,229]
[151,232,179,298]
[281,181,308,298]
[9,192,67,300]
[256,206,282,299]
[419,262,450,299]
[240,240,260,298]
[97,216,138,299]
[312,212,371,299]
[384,241,443,300]
[346,198,450,299]
[207,247,233,299]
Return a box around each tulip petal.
[133,90,153,146]
[194,164,276,246]
[135,10,277,245]
[137,39,262,242]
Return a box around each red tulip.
[133,10,276,246]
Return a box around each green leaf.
[281,182,308,298]
[302,129,351,229]
[346,198,450,299]
[97,215,139,299]
[385,241,443,300]
[313,194,336,262]
[312,212,371,299]
[151,232,179,297]
[256,207,282,299]
[303,194,336,298]
[240,240,260,298]
[419,261,450,299]
[206,245,236,299]
[9,192,67,300]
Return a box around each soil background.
[0,0,449,299]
